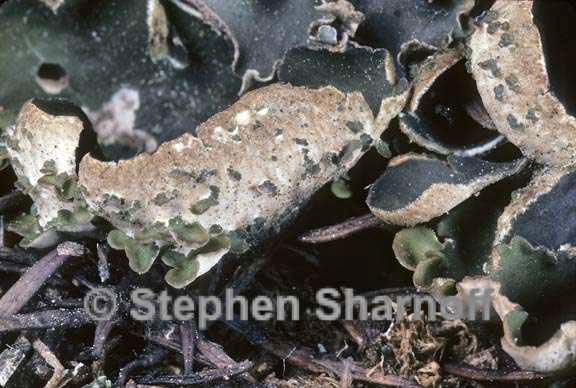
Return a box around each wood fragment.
[0,335,30,387]
[340,358,353,388]
[0,242,85,316]
[341,321,367,350]
[0,308,92,332]
[142,330,258,385]
[197,338,259,385]
[96,242,111,283]
[117,346,168,387]
[93,320,115,358]
[180,320,197,375]
[299,213,382,244]
[442,363,553,382]
[136,360,253,386]
[33,339,67,388]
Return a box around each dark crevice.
[533,0,576,117]
[470,0,496,19]
[517,293,576,347]
[418,60,498,148]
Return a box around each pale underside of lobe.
[80,83,402,278]
[470,0,576,167]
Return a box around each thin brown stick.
[0,335,30,386]
[463,97,496,130]
[93,320,115,358]
[197,338,259,384]
[262,340,421,387]
[141,333,258,385]
[340,358,353,388]
[117,347,168,387]
[96,242,111,283]
[299,213,382,244]
[442,363,553,382]
[180,320,196,375]
[341,321,367,350]
[33,339,67,388]
[137,360,253,386]
[0,308,93,332]
[0,242,85,316]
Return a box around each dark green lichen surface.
[0,0,241,158]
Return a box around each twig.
[0,242,85,316]
[442,363,553,382]
[0,308,93,332]
[340,358,353,388]
[33,339,67,388]
[0,335,31,386]
[299,213,382,244]
[197,338,259,385]
[141,334,258,385]
[463,97,496,130]
[218,316,410,387]
[180,320,197,375]
[341,321,367,350]
[93,320,115,358]
[117,346,168,387]
[136,360,253,386]
[96,243,111,283]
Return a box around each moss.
[209,224,224,235]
